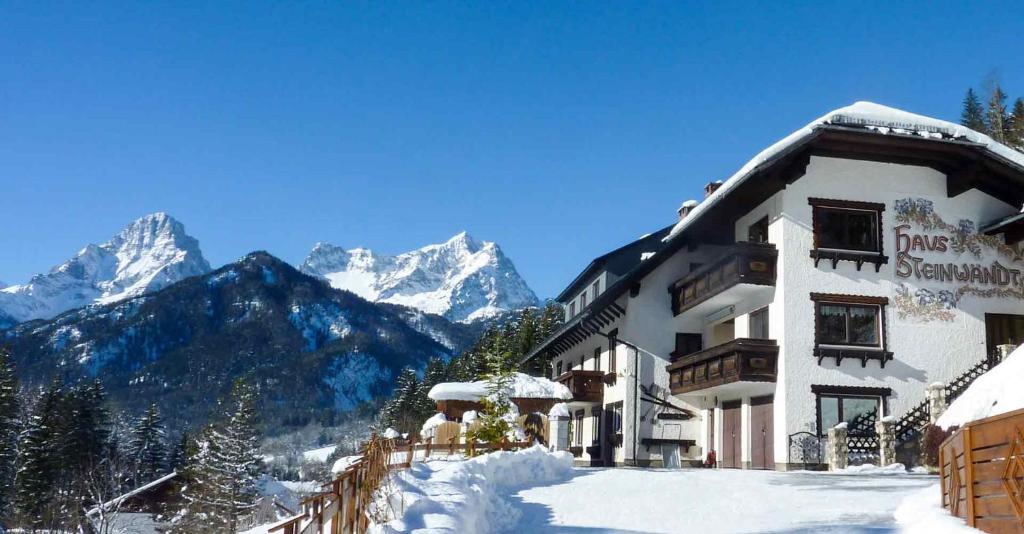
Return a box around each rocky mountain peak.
[0,213,211,324]
[300,233,538,322]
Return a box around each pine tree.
[382,368,423,434]
[174,425,221,533]
[987,85,1009,142]
[173,380,261,533]
[466,341,515,446]
[961,88,987,133]
[208,379,261,532]
[1007,98,1024,149]
[129,403,168,483]
[168,431,191,472]
[0,348,19,524]
[15,382,62,529]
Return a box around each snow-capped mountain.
[0,213,211,325]
[300,232,539,322]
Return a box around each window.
[818,303,879,346]
[808,199,887,271]
[569,302,576,317]
[673,333,702,357]
[811,294,891,366]
[556,361,563,377]
[591,408,601,444]
[607,401,623,440]
[608,330,618,372]
[593,347,601,371]
[750,307,770,339]
[812,385,890,437]
[580,292,587,310]
[592,280,600,300]
[748,216,769,244]
[574,410,585,446]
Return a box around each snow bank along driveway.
[377,446,940,533]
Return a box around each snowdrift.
[374,445,574,533]
[936,345,1024,430]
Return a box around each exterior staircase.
[841,356,996,458]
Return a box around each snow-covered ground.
[371,446,959,534]
[937,344,1024,429]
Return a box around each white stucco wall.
[773,156,1020,463]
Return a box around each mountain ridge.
[0,212,211,326]
[1,250,485,432]
[300,231,539,322]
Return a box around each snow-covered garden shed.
[427,373,572,421]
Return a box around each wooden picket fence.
[940,407,1024,533]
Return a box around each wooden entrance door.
[721,401,742,469]
[749,395,774,470]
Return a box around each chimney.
[677,199,698,220]
[704,181,723,198]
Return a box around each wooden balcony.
[666,338,779,395]
[556,370,605,403]
[669,242,777,317]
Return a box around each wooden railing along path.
[940,407,1024,533]
[267,435,532,534]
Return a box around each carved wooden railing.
[669,242,777,316]
[555,370,605,403]
[666,338,778,395]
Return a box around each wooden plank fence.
[266,434,535,534]
[940,407,1024,533]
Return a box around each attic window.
[808,198,888,272]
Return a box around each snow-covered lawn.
[376,446,965,534]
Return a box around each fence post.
[827,424,848,471]
[424,436,433,459]
[996,343,1018,365]
[876,416,896,466]
[926,382,947,424]
[549,414,570,452]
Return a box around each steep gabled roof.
[555,226,673,302]
[524,101,1024,365]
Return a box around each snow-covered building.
[427,373,573,421]
[523,102,1024,469]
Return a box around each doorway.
[721,401,742,469]
[749,395,774,470]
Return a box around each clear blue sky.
[1,2,1022,298]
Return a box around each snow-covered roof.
[427,373,572,402]
[936,346,1024,430]
[382,427,400,439]
[86,471,178,516]
[666,101,1024,242]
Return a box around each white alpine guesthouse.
[522,101,1024,470]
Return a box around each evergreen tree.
[174,425,220,533]
[516,308,539,359]
[381,368,423,434]
[168,431,191,473]
[174,379,261,533]
[1008,98,1024,149]
[0,348,19,524]
[987,85,1009,142]
[960,88,987,133]
[466,340,515,446]
[208,379,261,532]
[14,382,62,530]
[129,403,168,483]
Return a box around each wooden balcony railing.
[669,242,778,316]
[666,338,779,395]
[556,370,605,403]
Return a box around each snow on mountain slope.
[0,213,211,324]
[300,232,538,322]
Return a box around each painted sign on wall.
[892,198,1024,322]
